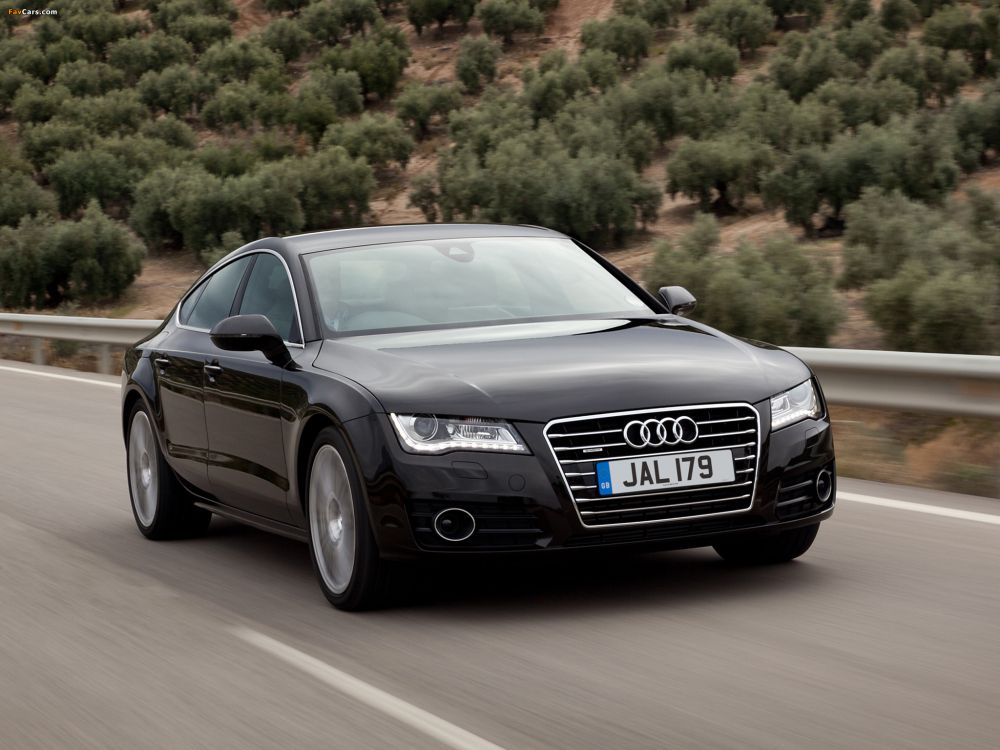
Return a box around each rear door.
[203,252,302,522]
[153,256,253,489]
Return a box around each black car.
[121,224,835,609]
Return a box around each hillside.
[0,0,998,357]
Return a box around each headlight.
[390,414,529,454]
[770,380,821,430]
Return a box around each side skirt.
[194,500,309,543]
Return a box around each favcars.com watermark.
[7,8,59,14]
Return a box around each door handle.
[203,364,224,374]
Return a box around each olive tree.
[694,0,775,56]
[477,0,545,45]
[456,35,501,93]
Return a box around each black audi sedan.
[121,224,835,609]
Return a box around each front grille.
[408,499,547,550]
[544,403,760,528]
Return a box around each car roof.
[233,223,569,261]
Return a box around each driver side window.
[181,256,252,331]
[237,254,300,343]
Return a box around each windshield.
[305,237,653,335]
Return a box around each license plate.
[595,450,735,496]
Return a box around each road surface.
[0,361,997,749]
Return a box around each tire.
[306,427,390,611]
[713,523,819,565]
[126,401,212,540]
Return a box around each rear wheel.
[126,402,211,540]
[306,427,389,610]
[713,523,819,564]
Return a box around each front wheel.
[306,427,390,610]
[713,523,819,564]
[126,402,211,540]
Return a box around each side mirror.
[658,286,697,317]
[210,314,291,367]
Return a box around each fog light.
[816,468,833,504]
[433,508,476,542]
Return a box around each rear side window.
[181,256,252,330]
[238,254,300,343]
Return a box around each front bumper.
[348,404,835,559]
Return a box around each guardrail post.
[96,344,112,375]
[31,339,45,367]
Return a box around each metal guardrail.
[0,313,159,375]
[0,314,998,418]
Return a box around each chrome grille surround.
[543,403,762,529]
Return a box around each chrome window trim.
[175,248,306,349]
[543,402,763,529]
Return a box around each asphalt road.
[1,360,998,750]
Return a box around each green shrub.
[165,15,234,52]
[62,90,149,136]
[138,64,215,116]
[321,113,415,170]
[833,17,892,67]
[950,89,1000,171]
[836,0,872,27]
[0,170,57,227]
[808,77,916,129]
[613,0,683,28]
[0,36,50,80]
[107,32,194,83]
[694,0,775,56]
[140,116,198,149]
[11,84,71,125]
[301,1,345,44]
[667,133,776,211]
[198,38,283,83]
[0,65,34,111]
[644,216,840,346]
[20,120,96,169]
[52,60,125,96]
[769,31,859,101]
[765,0,823,27]
[871,43,971,106]
[44,147,134,214]
[581,14,653,67]
[336,0,381,34]
[456,35,501,93]
[294,147,375,228]
[736,82,842,150]
[63,12,148,54]
[879,0,920,33]
[196,143,259,177]
[291,69,364,143]
[395,83,463,137]
[0,203,144,308]
[407,0,477,34]
[259,17,311,62]
[202,82,260,130]
[666,35,740,79]
[923,5,989,73]
[477,0,545,45]
[315,30,410,99]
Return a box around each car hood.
[313,317,811,422]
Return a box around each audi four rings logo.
[623,416,699,448]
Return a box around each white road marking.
[840,492,1000,526]
[0,364,118,388]
[234,627,507,750]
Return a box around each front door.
[204,252,301,522]
[155,255,254,488]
